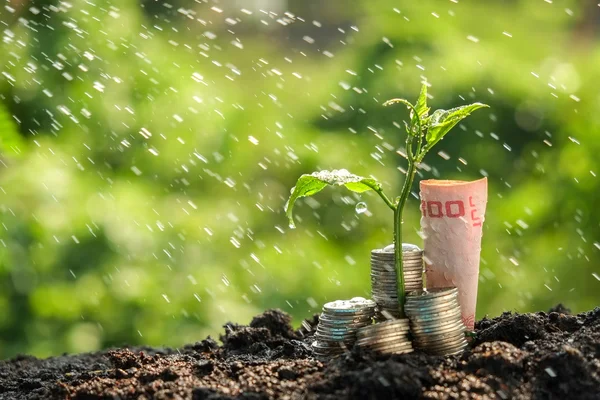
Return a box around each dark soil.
[2,307,599,400]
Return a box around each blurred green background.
[0,0,599,359]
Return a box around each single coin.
[421,340,468,355]
[405,303,460,316]
[404,299,460,313]
[410,321,465,336]
[407,307,462,322]
[357,329,410,343]
[358,319,410,331]
[324,298,377,311]
[414,333,467,349]
[356,332,410,346]
[368,341,414,353]
[405,291,459,304]
[320,314,375,323]
[406,287,458,298]
[413,327,466,340]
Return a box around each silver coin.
[413,333,466,348]
[357,321,409,335]
[358,322,410,333]
[368,341,414,353]
[407,287,458,298]
[382,243,421,252]
[319,313,374,321]
[416,335,468,350]
[370,257,423,263]
[406,293,458,304]
[405,291,459,304]
[320,315,374,324]
[404,299,460,313]
[317,324,370,333]
[317,321,372,330]
[317,321,372,329]
[405,305,460,318]
[411,314,464,332]
[373,280,421,286]
[410,314,465,329]
[420,339,468,354]
[356,334,407,346]
[410,311,464,325]
[319,311,375,319]
[412,329,465,345]
[371,253,422,258]
[357,328,410,342]
[370,270,411,275]
[315,334,357,343]
[408,304,462,317]
[322,309,377,318]
[324,297,377,311]
[370,254,423,259]
[356,332,410,346]
[370,258,422,265]
[410,321,465,336]
[379,243,422,253]
[371,268,422,274]
[315,326,356,335]
[321,308,377,317]
[359,342,414,353]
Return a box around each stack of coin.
[405,287,468,356]
[311,297,376,360]
[371,243,424,319]
[355,318,413,355]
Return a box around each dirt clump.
[0,307,598,399]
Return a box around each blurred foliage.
[0,0,599,358]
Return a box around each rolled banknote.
[419,178,488,330]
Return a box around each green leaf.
[285,169,381,228]
[424,102,489,151]
[414,83,430,119]
[383,98,420,136]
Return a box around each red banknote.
[419,178,488,330]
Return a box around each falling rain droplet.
[355,202,368,214]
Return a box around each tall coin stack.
[405,287,468,356]
[311,297,376,360]
[371,243,424,319]
[355,318,413,355]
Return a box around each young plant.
[285,83,488,317]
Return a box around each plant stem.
[374,188,397,212]
[395,139,418,318]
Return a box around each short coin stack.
[371,243,424,319]
[311,297,376,360]
[355,318,413,355]
[405,287,468,356]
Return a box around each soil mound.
[1,307,599,399]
